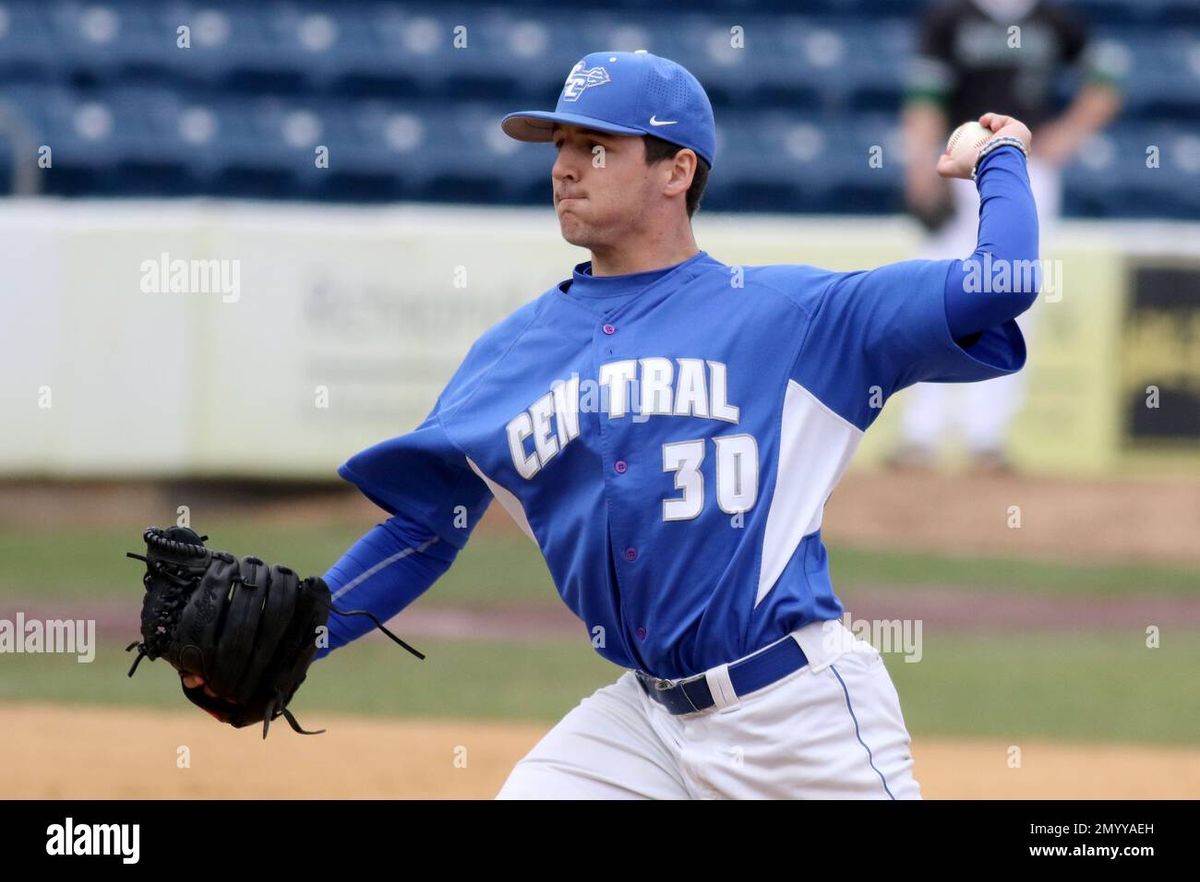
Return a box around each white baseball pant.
[496,619,921,799]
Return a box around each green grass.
[2,520,1196,602]
[884,632,1200,745]
[830,547,1200,597]
[2,632,1195,745]
[0,522,557,604]
[0,637,616,723]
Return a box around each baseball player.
[185,51,1039,797]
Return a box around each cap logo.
[561,62,611,102]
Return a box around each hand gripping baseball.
[938,112,1033,180]
[125,526,424,738]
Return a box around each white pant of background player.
[898,157,1062,456]
[496,620,921,799]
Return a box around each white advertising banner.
[1,199,1195,477]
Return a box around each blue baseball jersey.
[338,251,1025,680]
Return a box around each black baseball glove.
[125,525,423,738]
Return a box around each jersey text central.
[506,358,740,479]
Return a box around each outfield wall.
[1,199,1197,478]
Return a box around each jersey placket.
[591,314,654,673]
[591,255,716,676]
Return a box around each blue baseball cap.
[502,50,716,168]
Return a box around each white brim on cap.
[501,110,647,142]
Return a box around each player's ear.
[663,148,697,199]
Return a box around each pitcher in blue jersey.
[302,51,1036,798]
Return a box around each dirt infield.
[3,703,1196,799]
[824,470,1200,565]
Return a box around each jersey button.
[636,626,647,641]
[602,323,616,335]
[614,460,627,474]
[624,546,638,562]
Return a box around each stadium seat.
[0,1,61,81]
[1075,0,1200,28]
[1063,123,1200,218]
[0,0,1190,217]
[1119,30,1200,120]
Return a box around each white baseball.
[946,121,993,167]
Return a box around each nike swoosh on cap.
[648,116,678,126]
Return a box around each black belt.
[635,634,809,715]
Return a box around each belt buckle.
[640,673,675,692]
[641,670,700,692]
[644,671,707,715]
[648,672,700,691]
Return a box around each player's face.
[550,124,661,250]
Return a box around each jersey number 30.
[662,434,759,521]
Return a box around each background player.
[896,0,1122,471]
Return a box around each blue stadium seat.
[1075,0,1200,28]
[653,14,803,110]
[1063,123,1200,218]
[809,0,926,19]
[746,18,912,114]
[1124,30,1200,120]
[708,111,902,214]
[838,20,912,113]
[0,1,59,81]
[419,101,550,204]
[346,5,500,99]
[207,95,321,198]
[1055,28,1200,121]
[0,0,1191,217]
[259,4,372,92]
[47,1,165,81]
[0,82,59,136]
[23,84,180,194]
[326,4,430,97]
[313,99,430,201]
[144,3,308,92]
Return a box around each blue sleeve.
[321,312,526,658]
[944,146,1041,339]
[337,406,492,551]
[792,146,1036,431]
[314,509,461,660]
[336,320,519,548]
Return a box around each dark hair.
[643,135,710,218]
